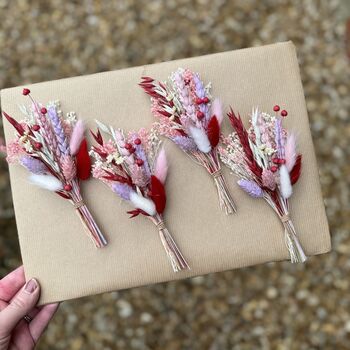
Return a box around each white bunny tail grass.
[280,164,292,199]
[29,174,63,192]
[189,126,211,153]
[130,191,156,216]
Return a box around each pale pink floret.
[91,165,106,180]
[154,147,168,184]
[6,141,25,163]
[262,169,277,190]
[284,132,297,171]
[69,120,85,156]
[211,98,224,125]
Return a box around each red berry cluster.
[270,104,288,173]
[64,184,72,191]
[195,96,210,105]
[273,105,288,117]
[195,97,210,120]
[270,157,286,172]
[124,138,144,166]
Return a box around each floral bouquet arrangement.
[140,68,236,215]
[3,89,107,248]
[90,121,189,272]
[219,106,307,263]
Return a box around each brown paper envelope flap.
[1,41,331,305]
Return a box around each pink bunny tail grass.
[150,214,189,272]
[70,120,85,156]
[211,98,224,125]
[70,179,107,248]
[154,147,168,184]
[285,132,297,172]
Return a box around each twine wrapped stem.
[70,179,107,248]
[149,214,189,272]
[280,214,307,263]
[264,192,307,263]
[189,149,236,214]
[211,168,237,215]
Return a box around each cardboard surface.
[1,42,331,304]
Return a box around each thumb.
[0,279,40,338]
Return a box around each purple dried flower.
[275,118,284,158]
[48,106,69,155]
[112,183,133,200]
[171,136,198,152]
[237,179,263,198]
[20,156,48,174]
[193,73,209,121]
[134,145,151,178]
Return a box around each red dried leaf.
[127,208,149,218]
[149,175,166,214]
[91,145,107,158]
[157,109,171,118]
[140,76,154,83]
[269,189,283,213]
[3,111,25,136]
[207,115,220,148]
[127,209,141,218]
[90,129,103,145]
[56,191,71,199]
[76,138,91,180]
[139,77,158,97]
[290,154,302,185]
[175,128,187,137]
[228,108,262,180]
[102,170,130,184]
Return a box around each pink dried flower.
[61,155,77,182]
[0,137,6,155]
[91,165,107,180]
[130,164,149,188]
[102,140,117,154]
[62,120,73,137]
[262,169,276,190]
[6,140,25,163]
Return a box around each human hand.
[0,266,59,350]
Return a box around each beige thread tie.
[156,221,166,231]
[211,169,222,179]
[281,213,290,223]
[73,200,85,209]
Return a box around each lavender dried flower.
[237,179,263,198]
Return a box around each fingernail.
[24,279,38,294]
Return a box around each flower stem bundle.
[219,106,307,263]
[3,89,107,248]
[90,122,189,272]
[140,68,236,215]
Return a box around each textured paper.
[1,41,331,305]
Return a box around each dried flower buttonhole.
[90,121,189,272]
[3,89,107,248]
[219,106,307,263]
[140,68,236,215]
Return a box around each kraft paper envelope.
[1,41,331,305]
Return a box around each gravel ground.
[0,1,349,349]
